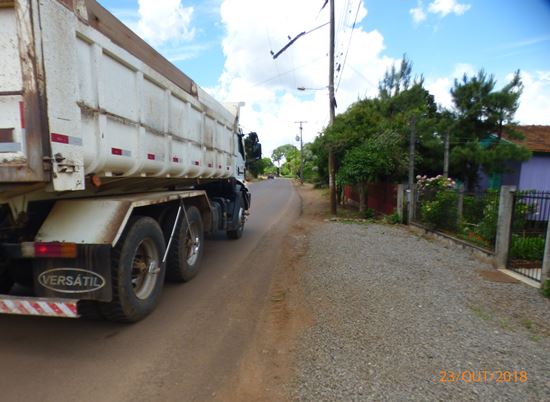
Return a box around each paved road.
[0,179,300,402]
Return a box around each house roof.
[505,125,550,153]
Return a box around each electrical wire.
[254,55,328,88]
[336,0,362,93]
[334,0,354,87]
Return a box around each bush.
[543,280,550,298]
[510,235,545,261]
[386,211,401,224]
[474,192,536,244]
[420,190,458,231]
[363,208,375,219]
[462,194,487,224]
[476,194,499,242]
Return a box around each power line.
[336,0,362,93]
[270,22,330,59]
[252,55,328,88]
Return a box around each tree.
[451,70,530,189]
[271,144,297,167]
[312,56,442,188]
[337,131,406,211]
[378,55,414,100]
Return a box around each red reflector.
[51,133,69,144]
[112,147,122,156]
[194,161,200,166]
[147,153,155,160]
[36,244,49,255]
[34,243,77,258]
[173,157,179,163]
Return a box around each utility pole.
[295,121,307,184]
[328,0,337,215]
[407,116,416,224]
[443,129,450,178]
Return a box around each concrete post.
[397,184,405,223]
[457,184,465,222]
[495,186,516,268]
[407,185,416,225]
[541,221,550,287]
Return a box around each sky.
[98,0,550,159]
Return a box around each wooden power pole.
[328,0,337,215]
[295,121,307,184]
[407,116,416,224]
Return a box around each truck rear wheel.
[164,206,204,282]
[100,216,166,323]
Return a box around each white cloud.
[426,63,475,110]
[428,0,471,17]
[426,66,550,125]
[451,62,476,79]
[410,2,427,24]
[410,0,471,23]
[515,71,550,125]
[136,0,195,46]
[426,77,453,109]
[213,0,395,157]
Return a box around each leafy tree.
[337,131,406,211]
[271,144,298,167]
[312,56,442,189]
[378,55,414,100]
[450,70,530,189]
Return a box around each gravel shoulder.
[290,216,550,401]
[220,183,550,401]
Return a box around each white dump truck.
[0,0,261,322]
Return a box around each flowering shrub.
[416,175,456,191]
[417,175,458,231]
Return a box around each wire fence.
[414,187,500,251]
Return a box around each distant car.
[267,174,275,179]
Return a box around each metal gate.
[507,190,550,282]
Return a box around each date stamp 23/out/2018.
[437,370,528,384]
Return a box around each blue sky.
[98,0,550,156]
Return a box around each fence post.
[495,185,516,268]
[407,185,416,225]
[397,184,405,222]
[457,184,465,223]
[541,222,550,287]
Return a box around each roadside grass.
[469,305,546,342]
[470,304,492,321]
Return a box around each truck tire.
[164,206,204,282]
[227,194,245,240]
[99,216,166,323]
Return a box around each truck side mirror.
[244,132,262,161]
[251,143,262,160]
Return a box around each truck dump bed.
[0,0,241,194]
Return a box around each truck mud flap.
[33,245,112,302]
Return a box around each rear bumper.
[0,295,79,318]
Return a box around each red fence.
[343,183,397,215]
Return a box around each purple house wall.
[518,155,550,191]
[478,126,550,192]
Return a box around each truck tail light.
[21,242,78,258]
